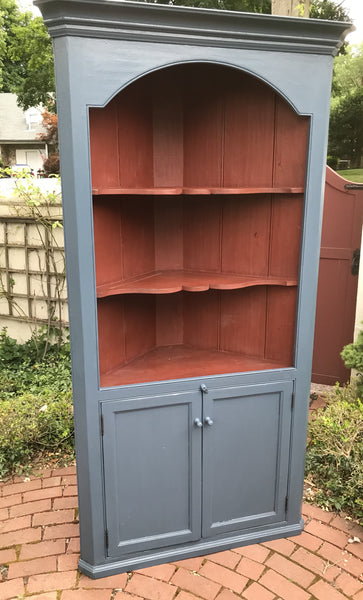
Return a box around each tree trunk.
[271,0,310,17]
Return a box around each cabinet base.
[78,518,304,579]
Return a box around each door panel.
[102,391,202,556]
[312,168,363,385]
[202,381,293,537]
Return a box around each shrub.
[0,392,74,478]
[341,327,363,396]
[0,328,72,400]
[43,152,60,176]
[0,329,74,477]
[305,382,363,523]
[327,155,339,170]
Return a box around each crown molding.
[34,0,352,56]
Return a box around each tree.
[310,0,350,21]
[152,0,350,21]
[152,0,271,10]
[0,0,351,112]
[37,108,58,151]
[37,109,59,175]
[0,0,55,110]
[328,42,363,165]
[328,85,363,167]
[0,0,32,93]
[331,42,363,97]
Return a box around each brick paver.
[0,466,362,600]
[290,546,341,582]
[199,560,248,594]
[335,572,363,597]
[78,572,128,589]
[206,550,240,570]
[137,563,176,581]
[126,573,177,600]
[171,567,222,600]
[265,552,316,588]
[259,569,311,600]
[309,579,352,600]
[242,581,275,600]
[236,556,265,581]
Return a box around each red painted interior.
[90,63,309,387]
[98,290,294,387]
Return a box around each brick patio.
[0,467,362,600]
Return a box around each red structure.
[312,167,363,385]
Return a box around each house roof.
[0,94,46,143]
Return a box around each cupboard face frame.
[36,0,350,578]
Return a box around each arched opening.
[89,63,309,387]
[89,62,309,191]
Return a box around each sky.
[17,0,363,44]
[342,0,363,45]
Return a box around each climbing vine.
[0,169,66,352]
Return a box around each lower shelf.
[100,344,289,387]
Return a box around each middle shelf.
[97,270,298,297]
[92,186,305,196]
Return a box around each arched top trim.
[96,59,308,117]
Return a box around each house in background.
[0,93,47,173]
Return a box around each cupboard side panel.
[223,77,275,187]
[269,194,303,279]
[124,295,156,363]
[93,198,122,286]
[121,197,155,279]
[273,98,309,188]
[183,290,220,350]
[220,287,267,358]
[116,84,154,188]
[98,297,126,377]
[265,286,297,365]
[183,197,222,272]
[222,195,271,276]
[89,104,119,189]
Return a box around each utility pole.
[271,0,310,17]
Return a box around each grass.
[336,168,363,183]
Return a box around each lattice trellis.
[0,205,68,339]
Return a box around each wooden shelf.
[92,187,304,196]
[100,345,289,387]
[97,270,298,298]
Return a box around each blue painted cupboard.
[35,0,350,577]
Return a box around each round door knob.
[204,416,214,426]
[194,418,203,428]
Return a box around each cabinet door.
[101,391,202,557]
[202,381,293,537]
